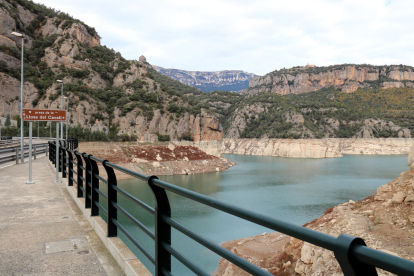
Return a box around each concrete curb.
[48,161,152,276]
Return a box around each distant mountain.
[152,65,259,92]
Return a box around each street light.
[63,96,68,140]
[11,31,25,164]
[57,80,63,141]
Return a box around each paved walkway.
[0,156,124,275]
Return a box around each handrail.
[50,142,414,276]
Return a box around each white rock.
[391,192,406,204]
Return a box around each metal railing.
[0,143,48,164]
[49,142,414,276]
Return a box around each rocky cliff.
[222,138,414,158]
[152,65,258,92]
[215,155,414,276]
[243,64,414,96]
[0,0,224,142]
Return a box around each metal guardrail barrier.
[49,142,414,276]
[0,139,78,165]
[0,143,48,164]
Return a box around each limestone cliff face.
[222,138,414,158]
[0,0,224,142]
[0,72,38,117]
[39,20,100,48]
[223,99,411,139]
[153,65,258,92]
[244,65,414,95]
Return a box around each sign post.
[26,122,34,184]
[22,109,66,184]
[54,123,59,183]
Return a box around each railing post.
[103,160,117,237]
[67,149,73,186]
[74,151,84,198]
[15,147,19,164]
[148,175,171,276]
[83,153,92,209]
[34,145,36,160]
[49,142,52,163]
[61,146,66,178]
[87,155,100,216]
[46,144,48,156]
[334,234,378,276]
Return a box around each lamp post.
[63,96,68,140]
[57,80,63,141]
[11,31,25,164]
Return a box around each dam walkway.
[0,156,123,275]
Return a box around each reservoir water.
[103,154,409,275]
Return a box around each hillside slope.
[0,0,222,142]
[197,87,414,139]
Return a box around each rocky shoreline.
[222,138,414,158]
[78,141,235,180]
[214,152,414,276]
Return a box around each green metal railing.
[48,141,414,276]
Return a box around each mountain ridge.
[152,65,258,92]
[243,64,414,95]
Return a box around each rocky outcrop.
[216,158,414,276]
[114,108,223,142]
[0,73,38,117]
[153,65,258,92]
[222,138,414,158]
[39,19,100,48]
[78,141,235,179]
[244,65,414,95]
[0,52,19,67]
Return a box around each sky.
[32,0,414,76]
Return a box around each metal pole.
[37,121,39,138]
[50,122,51,138]
[26,122,34,184]
[60,83,63,141]
[54,123,59,183]
[66,99,68,140]
[20,37,24,164]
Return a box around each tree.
[5,114,11,127]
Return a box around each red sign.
[22,109,67,122]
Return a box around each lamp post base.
[53,180,60,183]
[25,181,35,184]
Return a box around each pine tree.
[5,114,11,127]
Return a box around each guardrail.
[0,140,20,149]
[49,141,414,276]
[0,143,49,164]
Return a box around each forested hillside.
[0,0,221,141]
[197,86,414,139]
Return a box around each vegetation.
[199,86,414,138]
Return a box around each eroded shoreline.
[222,138,414,158]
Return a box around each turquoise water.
[100,154,409,275]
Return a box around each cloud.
[33,0,414,75]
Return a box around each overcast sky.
[32,0,414,75]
